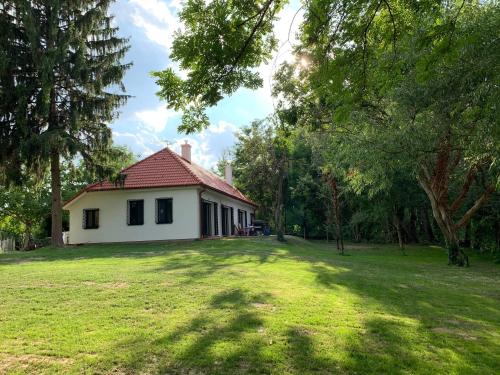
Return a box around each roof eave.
[201,184,258,207]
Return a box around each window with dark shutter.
[221,205,228,236]
[201,201,212,236]
[213,203,218,235]
[127,200,144,225]
[230,207,234,235]
[238,209,243,225]
[156,198,173,224]
[83,209,99,229]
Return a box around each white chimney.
[224,163,233,186]
[181,140,191,162]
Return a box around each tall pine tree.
[0,0,130,246]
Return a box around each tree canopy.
[158,0,499,264]
[0,0,131,245]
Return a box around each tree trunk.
[354,222,361,242]
[328,175,344,255]
[416,133,495,266]
[326,214,331,242]
[393,212,404,250]
[496,219,500,254]
[434,199,465,265]
[463,221,471,248]
[50,149,64,247]
[22,224,31,251]
[392,206,407,255]
[421,207,436,243]
[274,168,285,242]
[419,176,469,266]
[407,209,419,243]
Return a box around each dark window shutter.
[214,203,218,235]
[128,200,144,225]
[230,208,234,235]
[127,201,131,225]
[156,198,173,224]
[138,200,144,225]
[166,199,173,223]
[83,209,99,229]
[221,205,226,236]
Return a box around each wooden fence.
[0,237,15,252]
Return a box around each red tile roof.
[64,147,256,207]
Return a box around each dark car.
[252,220,270,236]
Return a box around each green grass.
[0,237,499,374]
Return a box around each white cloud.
[128,0,302,101]
[130,12,172,50]
[113,130,157,157]
[134,105,179,133]
[208,120,238,134]
[169,0,183,11]
[130,0,177,24]
[113,0,304,166]
[128,0,179,52]
[128,0,190,78]
[172,120,238,169]
[114,116,236,169]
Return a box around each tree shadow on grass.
[310,263,500,374]
[285,327,339,374]
[3,237,499,373]
[96,288,275,374]
[0,238,284,267]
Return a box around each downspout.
[198,188,206,239]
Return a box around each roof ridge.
[188,161,256,205]
[191,160,238,191]
[164,147,203,185]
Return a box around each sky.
[109,0,302,169]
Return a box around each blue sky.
[109,0,301,168]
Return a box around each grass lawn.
[0,237,499,374]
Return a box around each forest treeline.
[1,1,498,265]
[155,0,499,265]
[219,120,499,257]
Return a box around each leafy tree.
[0,180,50,249]
[232,119,289,241]
[0,1,131,246]
[213,149,232,177]
[152,0,285,133]
[285,1,498,264]
[61,145,137,203]
[161,0,498,264]
[0,144,134,248]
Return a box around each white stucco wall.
[65,186,256,244]
[65,187,200,244]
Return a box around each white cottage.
[63,142,257,244]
